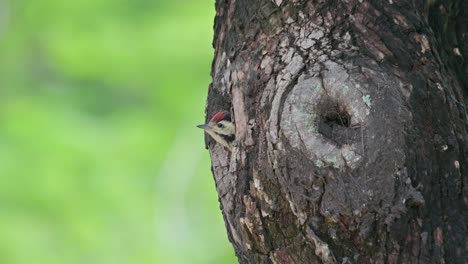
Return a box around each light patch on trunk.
[272,0,282,7]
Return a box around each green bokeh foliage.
[0,0,235,263]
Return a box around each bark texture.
[204,0,468,263]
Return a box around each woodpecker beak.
[197,124,209,130]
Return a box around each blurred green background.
[0,0,236,263]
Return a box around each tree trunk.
[204,0,468,263]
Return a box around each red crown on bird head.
[210,111,231,123]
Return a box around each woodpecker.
[197,111,235,151]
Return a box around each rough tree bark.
[203,0,468,263]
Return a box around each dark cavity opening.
[316,99,358,146]
[323,110,351,128]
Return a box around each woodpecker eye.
[217,122,224,128]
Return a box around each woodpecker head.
[197,111,235,151]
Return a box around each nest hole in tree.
[323,110,351,127]
[316,99,357,146]
[317,99,351,127]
